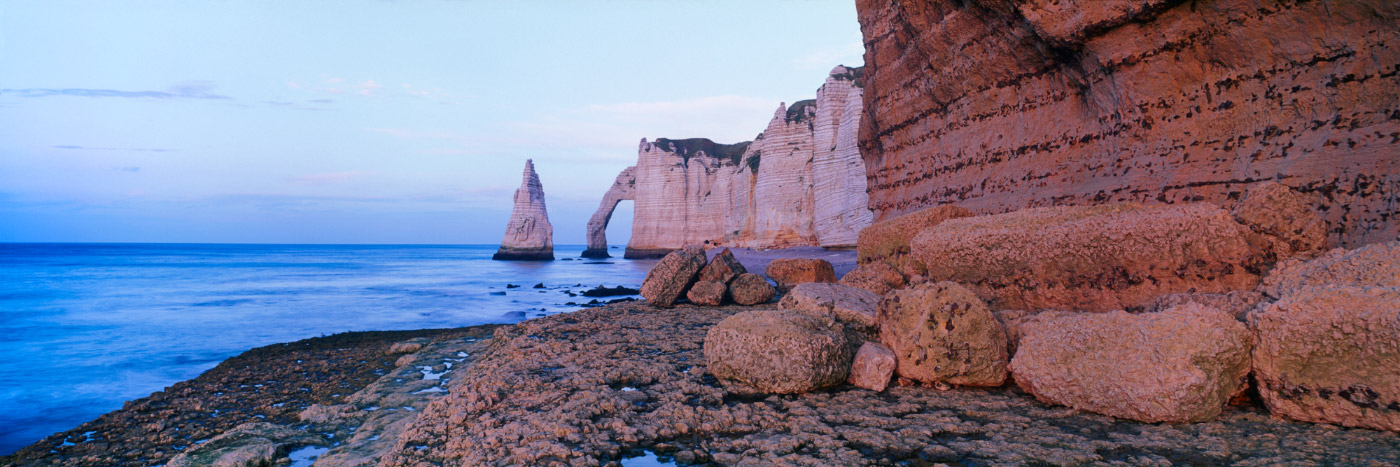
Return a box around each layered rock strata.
[493,159,554,261]
[592,66,874,258]
[856,0,1400,248]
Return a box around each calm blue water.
[0,243,655,455]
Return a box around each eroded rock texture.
[379,302,1400,466]
[878,281,1009,387]
[704,310,853,394]
[582,166,635,258]
[1250,287,1400,432]
[493,159,554,261]
[607,67,874,257]
[857,0,1400,248]
[1010,304,1253,423]
[911,203,1267,312]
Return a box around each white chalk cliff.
[584,65,872,258]
[494,159,554,261]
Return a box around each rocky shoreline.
[7,300,1398,466]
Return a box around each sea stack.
[493,159,554,261]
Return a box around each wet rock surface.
[1011,304,1253,423]
[0,327,498,467]
[377,302,1400,466]
[12,302,1400,465]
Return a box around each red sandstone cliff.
[856,0,1400,248]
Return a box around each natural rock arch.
[581,167,636,258]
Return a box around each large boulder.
[1009,304,1253,423]
[778,282,880,340]
[765,258,836,291]
[878,281,1008,386]
[639,245,707,307]
[848,342,897,392]
[685,280,727,306]
[728,273,777,306]
[1232,182,1329,259]
[1250,286,1400,432]
[856,205,973,277]
[703,310,853,394]
[1148,290,1266,322]
[1259,241,1400,299]
[698,248,747,284]
[837,261,906,295]
[911,203,1268,312]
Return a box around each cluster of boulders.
[640,247,845,308]
[649,182,1400,432]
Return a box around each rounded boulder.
[704,310,853,394]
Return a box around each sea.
[0,243,657,455]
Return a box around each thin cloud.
[53,145,175,153]
[4,81,229,100]
[288,171,372,185]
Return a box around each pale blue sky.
[0,0,864,245]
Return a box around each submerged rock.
[1010,304,1252,423]
[727,273,777,306]
[493,159,554,261]
[579,285,640,297]
[764,258,836,291]
[1250,286,1400,432]
[639,246,706,307]
[878,281,1008,387]
[704,310,853,394]
[912,203,1268,312]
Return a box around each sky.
[0,0,865,245]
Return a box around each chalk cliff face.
[590,66,873,257]
[752,101,818,248]
[812,66,871,248]
[493,159,554,261]
[856,0,1400,248]
[582,167,636,258]
[625,138,752,258]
